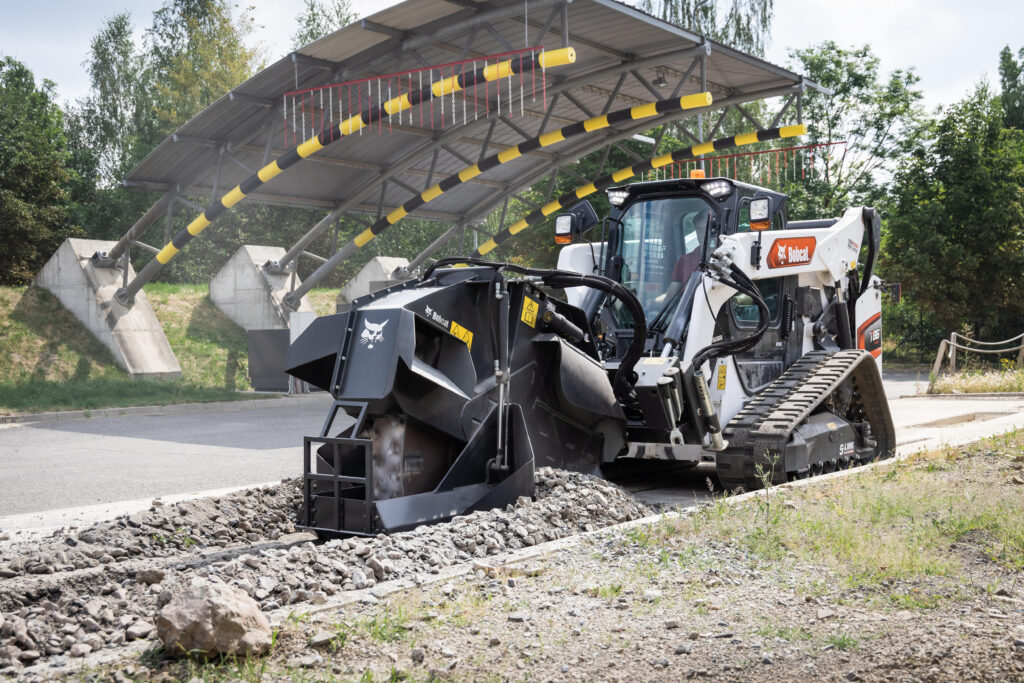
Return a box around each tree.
[634,0,774,56]
[146,0,263,137]
[999,45,1024,130]
[77,13,156,182]
[781,42,924,220]
[0,58,78,285]
[64,1,267,256]
[884,83,1024,342]
[292,0,356,48]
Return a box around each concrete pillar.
[209,245,315,330]
[338,256,411,306]
[33,238,182,379]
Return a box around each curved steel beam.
[474,124,808,256]
[282,91,714,308]
[113,47,576,306]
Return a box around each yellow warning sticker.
[640,357,666,365]
[449,321,473,350]
[521,296,539,328]
[717,363,727,390]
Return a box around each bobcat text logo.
[767,237,816,268]
[424,305,449,328]
[360,319,388,349]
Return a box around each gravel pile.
[0,467,650,675]
[0,484,302,579]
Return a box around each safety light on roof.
[607,189,630,207]
[702,180,731,197]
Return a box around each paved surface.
[1,371,1023,535]
[0,394,336,518]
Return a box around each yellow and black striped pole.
[114,47,577,305]
[283,91,714,307]
[473,124,807,257]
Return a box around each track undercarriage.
[716,350,895,490]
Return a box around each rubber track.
[716,349,896,491]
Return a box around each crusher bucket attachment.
[284,266,626,537]
[301,401,534,536]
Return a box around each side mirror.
[554,200,600,245]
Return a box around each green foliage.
[0,57,79,285]
[635,0,774,56]
[880,298,945,363]
[782,42,924,220]
[884,83,1024,341]
[147,0,264,136]
[292,0,356,48]
[999,45,1024,130]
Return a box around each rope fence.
[930,331,1024,379]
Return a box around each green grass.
[930,367,1024,394]
[0,284,339,414]
[666,431,1024,589]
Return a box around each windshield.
[615,196,712,325]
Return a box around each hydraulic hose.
[426,257,646,400]
[691,263,770,372]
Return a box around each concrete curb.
[0,393,329,426]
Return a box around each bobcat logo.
[360,319,388,349]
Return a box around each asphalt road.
[0,395,336,517]
[1,371,1021,527]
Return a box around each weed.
[756,625,813,641]
[888,591,942,610]
[825,633,859,651]
[358,607,408,642]
[286,610,311,625]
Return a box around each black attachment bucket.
[301,403,535,536]
[375,403,535,533]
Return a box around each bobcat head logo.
[360,319,388,348]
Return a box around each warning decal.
[449,321,473,350]
[521,296,539,328]
[716,363,728,390]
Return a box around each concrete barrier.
[33,238,181,379]
[209,245,315,330]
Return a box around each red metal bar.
[283,46,541,96]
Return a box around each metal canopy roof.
[123,0,822,237]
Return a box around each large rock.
[156,583,272,658]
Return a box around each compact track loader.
[285,176,895,536]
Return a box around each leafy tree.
[634,0,774,56]
[781,42,923,220]
[999,45,1024,130]
[0,57,78,285]
[884,83,1024,342]
[292,0,356,48]
[77,13,156,182]
[146,0,264,138]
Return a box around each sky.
[0,0,1020,110]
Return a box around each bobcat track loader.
[285,176,894,536]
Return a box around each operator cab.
[590,177,787,353]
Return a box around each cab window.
[730,278,780,326]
